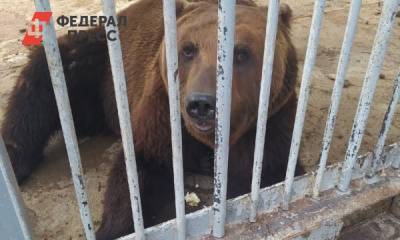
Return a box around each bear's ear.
[176,0,192,17]
[259,3,293,28]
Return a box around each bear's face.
[161,2,291,148]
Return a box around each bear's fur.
[1,0,304,239]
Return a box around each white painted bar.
[337,0,400,192]
[0,135,33,240]
[313,0,362,198]
[392,144,400,169]
[34,0,95,238]
[213,0,236,237]
[162,0,186,239]
[250,0,280,222]
[283,0,326,209]
[120,143,400,240]
[368,71,400,177]
[101,0,145,239]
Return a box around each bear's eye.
[234,47,250,64]
[182,43,197,60]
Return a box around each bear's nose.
[185,94,216,120]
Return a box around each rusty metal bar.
[212,0,236,237]
[368,71,400,177]
[101,0,145,239]
[223,173,400,240]
[283,0,326,209]
[0,135,33,240]
[33,0,95,238]
[162,0,186,239]
[313,0,362,198]
[337,0,400,192]
[250,0,280,222]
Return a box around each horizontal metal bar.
[0,135,33,240]
[120,143,400,240]
[250,0,280,222]
[162,0,186,239]
[213,0,236,237]
[313,0,362,198]
[283,0,326,209]
[337,0,400,192]
[368,71,400,177]
[34,0,95,238]
[101,0,145,239]
[224,173,400,240]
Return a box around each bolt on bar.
[283,0,326,210]
[312,0,361,198]
[367,71,400,177]
[0,136,33,240]
[337,0,400,192]
[34,0,95,238]
[162,0,186,239]
[250,0,280,222]
[212,0,236,237]
[101,0,145,239]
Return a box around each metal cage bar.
[337,0,400,192]
[250,0,280,222]
[212,0,236,237]
[34,0,95,238]
[101,0,145,239]
[368,71,400,177]
[283,0,326,209]
[162,0,186,239]
[0,135,33,240]
[313,0,362,198]
[120,142,400,240]
[3,1,400,239]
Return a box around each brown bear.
[1,0,303,239]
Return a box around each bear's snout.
[185,93,216,132]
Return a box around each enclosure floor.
[339,213,400,240]
[0,0,399,239]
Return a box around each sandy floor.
[0,0,399,239]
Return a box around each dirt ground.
[0,0,399,239]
